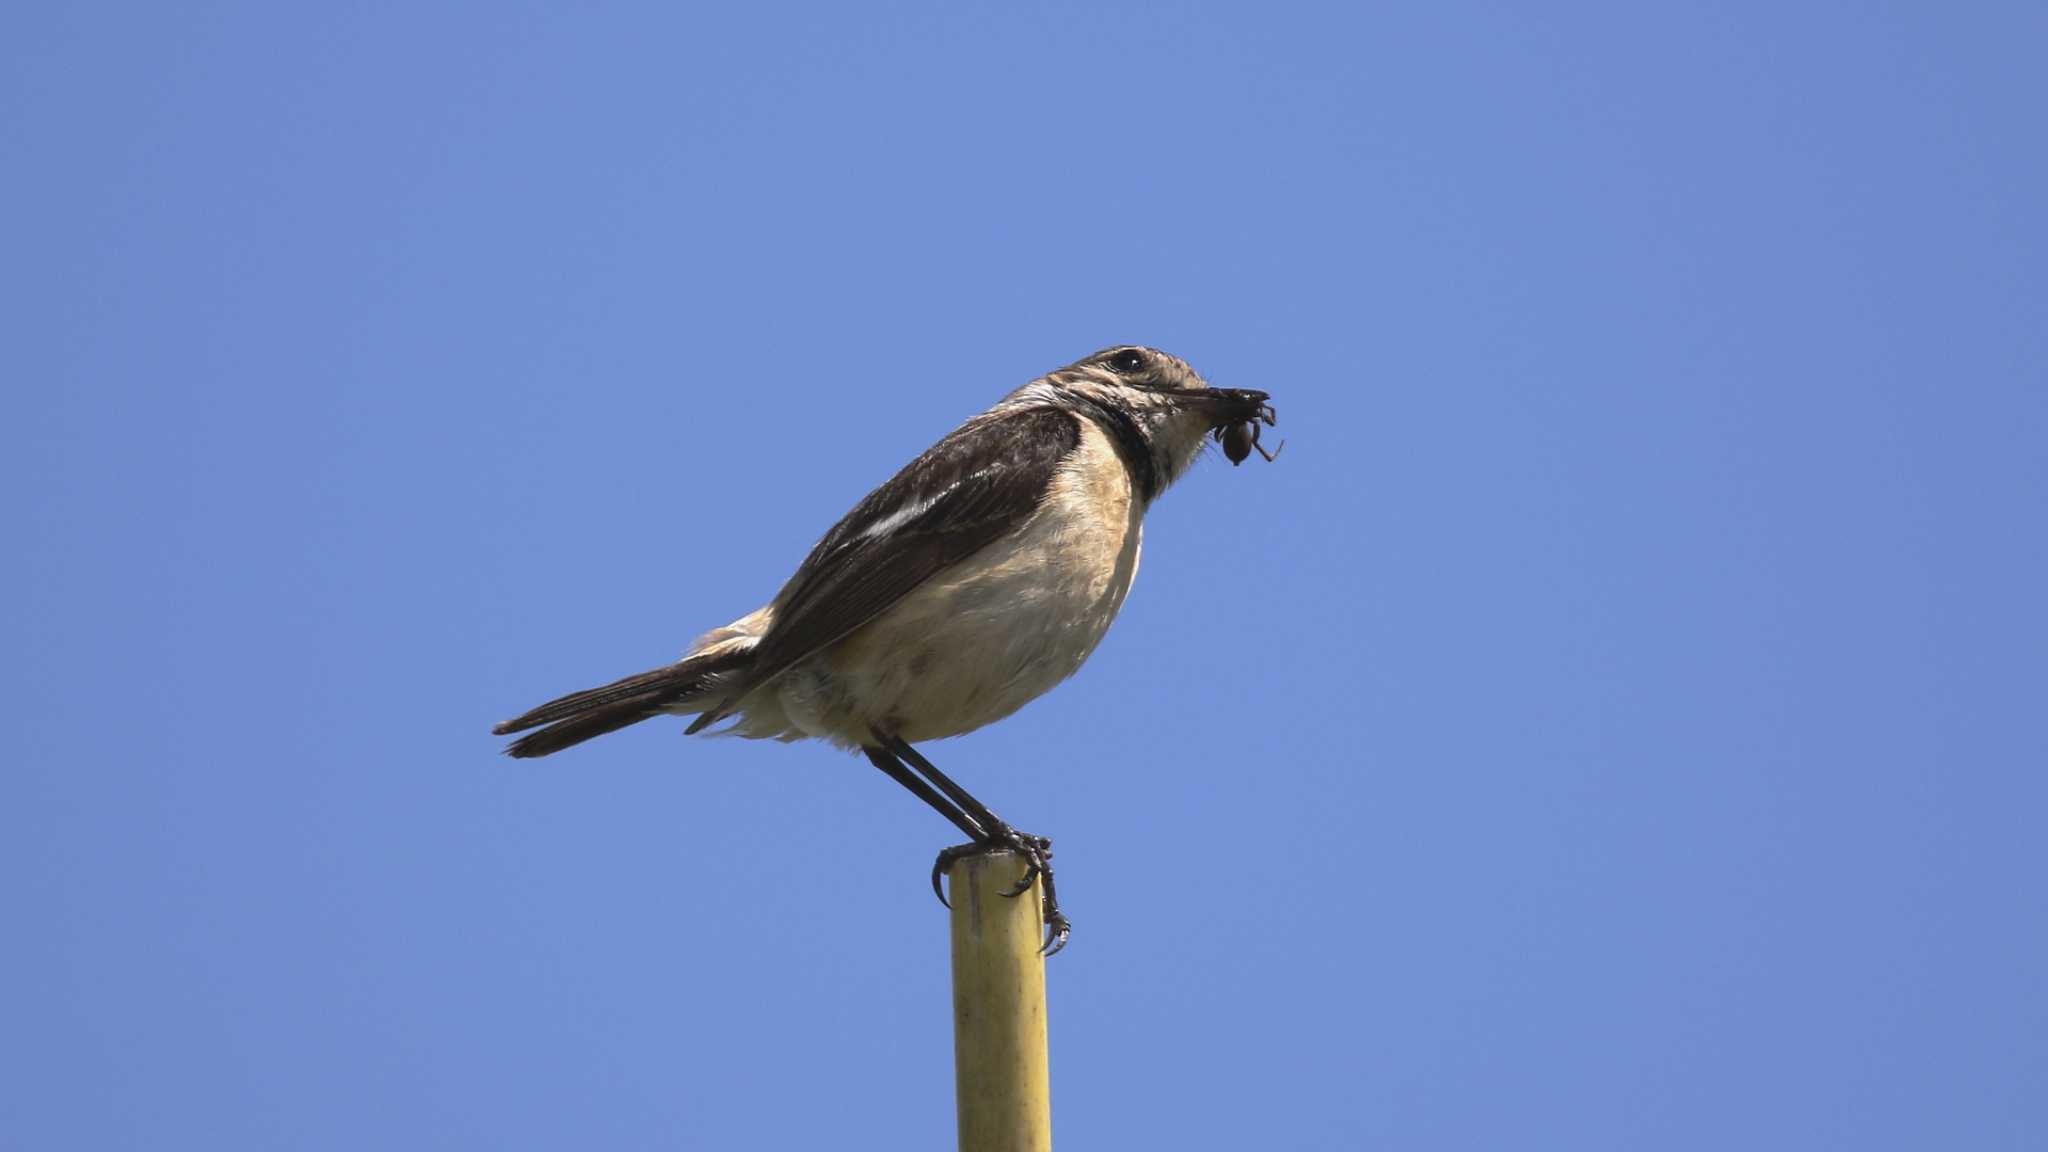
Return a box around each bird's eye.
[1107,349,1148,374]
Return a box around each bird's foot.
[928,829,1047,904]
[930,826,1072,957]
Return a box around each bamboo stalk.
[948,850,1052,1152]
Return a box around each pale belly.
[774,434,1144,746]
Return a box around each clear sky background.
[7,3,2044,1148]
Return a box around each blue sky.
[7,3,2044,1148]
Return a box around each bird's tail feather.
[494,649,748,758]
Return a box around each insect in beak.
[1217,402,1282,465]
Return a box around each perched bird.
[494,345,1278,953]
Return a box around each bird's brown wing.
[687,405,1081,732]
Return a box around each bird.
[493,345,1278,954]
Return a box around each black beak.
[1181,387,1275,429]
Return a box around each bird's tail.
[493,648,750,758]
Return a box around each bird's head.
[1036,345,1276,496]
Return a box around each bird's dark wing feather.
[687,405,1081,732]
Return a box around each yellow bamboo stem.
[949,850,1052,1152]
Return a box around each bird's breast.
[794,421,1144,744]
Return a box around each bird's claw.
[1041,912,1072,958]
[928,828,1070,956]
[929,839,998,910]
[1000,834,1051,898]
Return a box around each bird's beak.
[1179,387,1275,430]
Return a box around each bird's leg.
[862,745,986,840]
[884,736,1072,956]
[867,739,1030,915]
[863,746,990,904]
